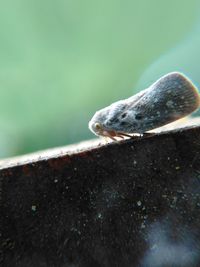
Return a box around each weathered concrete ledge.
[1,119,200,267]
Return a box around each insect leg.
[118,132,132,138]
[115,134,124,139]
[107,135,117,141]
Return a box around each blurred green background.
[0,0,199,158]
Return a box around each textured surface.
[1,123,200,267]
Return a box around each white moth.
[89,72,200,140]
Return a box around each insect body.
[89,72,200,139]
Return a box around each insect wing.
[126,72,200,132]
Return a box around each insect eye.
[94,122,101,130]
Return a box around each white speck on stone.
[31,205,37,211]
[151,243,158,251]
[175,166,180,170]
[133,160,137,165]
[97,213,103,219]
[54,179,58,183]
[141,222,146,229]
[137,200,142,207]
[172,196,178,203]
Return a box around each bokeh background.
[0,0,200,158]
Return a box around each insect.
[89,72,200,140]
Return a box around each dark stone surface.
[1,125,200,267]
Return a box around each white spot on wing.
[166,100,174,108]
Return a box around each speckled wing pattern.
[110,72,200,134]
